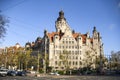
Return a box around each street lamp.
[44,36,47,74]
[15,43,20,49]
[25,42,31,50]
[37,50,40,73]
[99,43,103,74]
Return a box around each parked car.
[0,69,8,77]
[55,72,60,76]
[17,71,26,76]
[50,72,60,76]
[84,70,92,75]
[7,70,17,76]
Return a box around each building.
[40,11,104,71]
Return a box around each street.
[0,75,120,80]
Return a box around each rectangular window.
[66,41,68,44]
[69,46,71,48]
[76,56,78,59]
[69,51,71,54]
[66,46,68,48]
[69,61,71,65]
[76,62,78,65]
[59,61,61,65]
[72,41,74,44]
[79,61,82,65]
[73,61,74,65]
[55,61,57,65]
[69,41,71,44]
[55,67,58,69]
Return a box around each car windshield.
[0,70,7,71]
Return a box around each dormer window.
[55,36,58,39]
[78,37,81,40]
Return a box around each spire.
[44,29,47,36]
[57,10,66,21]
[59,10,64,18]
[93,26,97,33]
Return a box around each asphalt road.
[0,75,120,80]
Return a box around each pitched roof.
[47,32,93,43]
[72,33,87,43]
[47,32,64,42]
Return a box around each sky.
[0,0,120,55]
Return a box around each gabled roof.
[47,32,93,43]
[47,32,64,42]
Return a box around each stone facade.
[41,11,104,70]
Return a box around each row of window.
[55,61,82,66]
[55,56,82,60]
[62,38,74,41]
[62,41,74,44]
[54,67,78,69]
[54,50,81,55]
[55,45,81,49]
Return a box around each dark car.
[17,71,26,76]
[7,70,17,76]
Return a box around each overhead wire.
[1,0,27,13]
[0,0,45,48]
[0,0,44,44]
[8,17,43,41]
[0,0,43,36]
[9,17,41,33]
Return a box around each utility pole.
[109,55,111,72]
[37,51,40,73]
[44,37,47,74]
[99,43,103,74]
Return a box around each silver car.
[0,69,8,77]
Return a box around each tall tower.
[92,26,103,56]
[55,10,71,33]
[92,26,99,48]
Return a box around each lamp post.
[44,37,47,74]
[15,43,20,70]
[109,55,111,72]
[37,50,40,73]
[99,43,103,74]
[15,43,20,49]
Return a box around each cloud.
[109,24,116,30]
[118,2,120,8]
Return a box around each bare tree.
[84,50,93,69]
[59,50,69,74]
[0,13,9,39]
